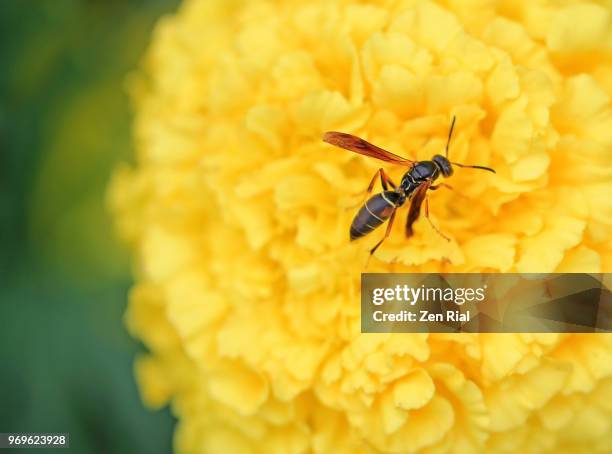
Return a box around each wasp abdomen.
[350,191,400,240]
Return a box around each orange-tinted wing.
[405,181,431,237]
[323,131,414,166]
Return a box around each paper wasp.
[322,117,495,258]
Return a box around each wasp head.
[432,154,453,177]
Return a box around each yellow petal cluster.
[109,0,612,452]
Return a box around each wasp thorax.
[432,154,453,177]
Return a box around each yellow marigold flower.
[109,0,612,452]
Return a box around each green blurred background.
[0,1,179,452]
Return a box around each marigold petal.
[393,368,435,410]
[462,234,516,271]
[516,216,586,273]
[208,362,269,415]
[547,4,612,53]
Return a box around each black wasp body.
[401,157,453,194]
[323,117,495,258]
[350,156,452,240]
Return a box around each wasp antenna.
[445,116,456,158]
[451,162,496,173]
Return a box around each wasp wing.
[323,131,414,166]
[405,181,431,237]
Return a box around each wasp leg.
[430,183,453,191]
[349,168,397,209]
[369,209,397,258]
[425,198,450,242]
[430,183,470,199]
[377,168,397,191]
[360,168,396,193]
